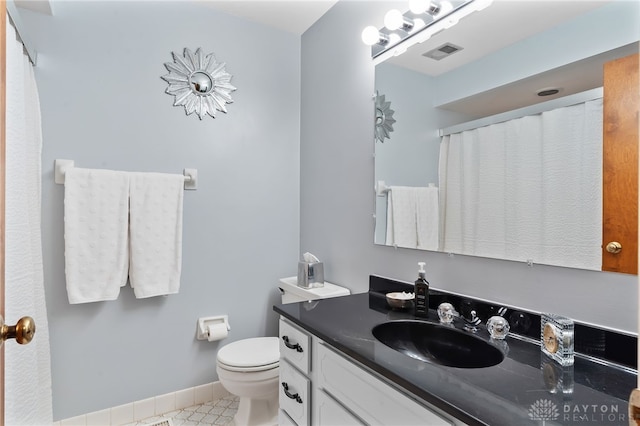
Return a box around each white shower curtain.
[439,99,603,270]
[5,18,53,425]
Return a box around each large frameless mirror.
[373,1,639,273]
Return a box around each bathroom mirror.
[162,47,237,120]
[373,1,639,273]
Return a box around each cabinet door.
[280,359,310,426]
[280,318,311,374]
[317,390,365,426]
[317,343,454,426]
[279,409,298,426]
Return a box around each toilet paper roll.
[207,323,228,342]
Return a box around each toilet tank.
[278,276,350,304]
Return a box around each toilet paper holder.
[196,315,231,341]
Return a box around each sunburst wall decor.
[161,48,237,120]
[375,93,396,143]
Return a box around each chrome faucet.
[463,310,481,332]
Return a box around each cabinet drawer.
[279,318,311,374]
[279,409,298,426]
[317,343,453,426]
[317,389,365,426]
[280,359,310,426]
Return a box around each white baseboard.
[55,381,229,426]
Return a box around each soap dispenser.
[414,262,429,318]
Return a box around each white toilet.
[216,277,350,426]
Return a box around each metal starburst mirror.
[374,93,396,143]
[162,48,237,120]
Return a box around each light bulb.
[388,33,401,45]
[438,0,453,15]
[409,0,429,14]
[361,26,381,46]
[413,18,427,30]
[384,9,404,30]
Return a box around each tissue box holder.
[297,262,325,288]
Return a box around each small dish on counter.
[386,292,415,310]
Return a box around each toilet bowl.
[215,278,350,425]
[216,337,280,426]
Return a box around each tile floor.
[131,395,239,426]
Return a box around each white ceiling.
[386,0,612,76]
[198,0,338,35]
[14,0,53,15]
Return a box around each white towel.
[386,186,417,248]
[129,172,184,298]
[416,187,439,250]
[64,168,130,304]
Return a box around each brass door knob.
[0,316,36,346]
[605,241,623,254]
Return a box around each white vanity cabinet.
[279,318,312,425]
[278,316,463,426]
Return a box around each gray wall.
[301,1,638,336]
[22,1,300,420]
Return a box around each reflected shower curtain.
[5,17,53,425]
[439,99,602,270]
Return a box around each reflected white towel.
[64,168,130,304]
[416,187,439,251]
[386,186,417,248]
[129,172,184,298]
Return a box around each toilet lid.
[217,337,280,369]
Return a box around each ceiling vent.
[423,43,464,61]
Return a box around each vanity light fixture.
[362,0,493,65]
[361,26,390,46]
[384,9,414,32]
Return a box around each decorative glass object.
[161,48,236,120]
[540,313,574,366]
[486,315,510,340]
[541,353,574,395]
[437,302,457,324]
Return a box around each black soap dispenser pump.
[414,262,429,318]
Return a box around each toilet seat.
[217,337,280,372]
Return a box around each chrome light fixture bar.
[362,0,493,65]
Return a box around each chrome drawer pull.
[281,382,303,404]
[282,335,303,352]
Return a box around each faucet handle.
[437,303,459,324]
[486,315,510,340]
[463,310,481,331]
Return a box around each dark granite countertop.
[273,286,636,425]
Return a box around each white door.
[1,1,7,421]
[0,3,41,424]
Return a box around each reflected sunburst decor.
[161,48,237,120]
[375,92,396,143]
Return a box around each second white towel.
[415,187,439,251]
[129,172,184,298]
